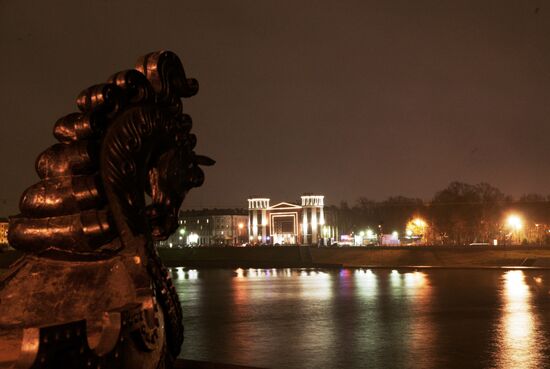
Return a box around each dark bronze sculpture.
[0,51,214,368]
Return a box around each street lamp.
[506,215,523,231]
[506,214,523,244]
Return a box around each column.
[311,208,318,244]
[302,210,308,245]
[261,208,267,242]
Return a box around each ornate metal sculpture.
[0,51,214,368]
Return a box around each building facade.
[248,195,337,245]
[159,209,249,247]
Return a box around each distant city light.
[188,233,199,244]
[366,229,375,239]
[506,214,523,231]
[359,231,365,237]
[179,228,186,235]
[406,217,427,239]
[391,231,399,239]
[413,218,427,228]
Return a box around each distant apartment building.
[159,209,249,247]
[248,194,337,245]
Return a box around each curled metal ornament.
[1,51,214,368]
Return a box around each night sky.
[0,0,549,215]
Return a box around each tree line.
[328,181,550,245]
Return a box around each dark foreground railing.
[175,359,265,369]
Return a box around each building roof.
[269,202,302,210]
[179,208,248,217]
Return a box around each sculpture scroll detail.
[0,51,214,369]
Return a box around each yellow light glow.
[405,217,428,238]
[506,215,523,231]
[413,218,427,227]
[238,223,244,229]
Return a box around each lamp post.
[506,214,523,245]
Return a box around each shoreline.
[3,245,550,270]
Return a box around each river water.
[172,268,550,369]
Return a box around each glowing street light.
[506,215,523,231]
[413,218,426,227]
[406,218,427,234]
[506,214,524,245]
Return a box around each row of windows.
[179,219,210,225]
[178,217,248,225]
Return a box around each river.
[172,267,550,369]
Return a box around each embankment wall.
[3,246,550,269]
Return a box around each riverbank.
[159,245,550,268]
[2,245,550,269]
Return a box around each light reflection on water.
[493,270,548,369]
[170,268,550,369]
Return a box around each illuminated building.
[159,209,248,247]
[248,195,337,245]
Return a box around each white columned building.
[247,194,333,245]
[301,195,324,245]
[248,198,270,243]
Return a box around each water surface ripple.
[171,268,550,369]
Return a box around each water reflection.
[172,268,550,369]
[172,267,198,280]
[298,269,332,300]
[354,269,377,298]
[494,270,545,369]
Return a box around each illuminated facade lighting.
[248,194,336,245]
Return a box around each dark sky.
[1,0,549,214]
